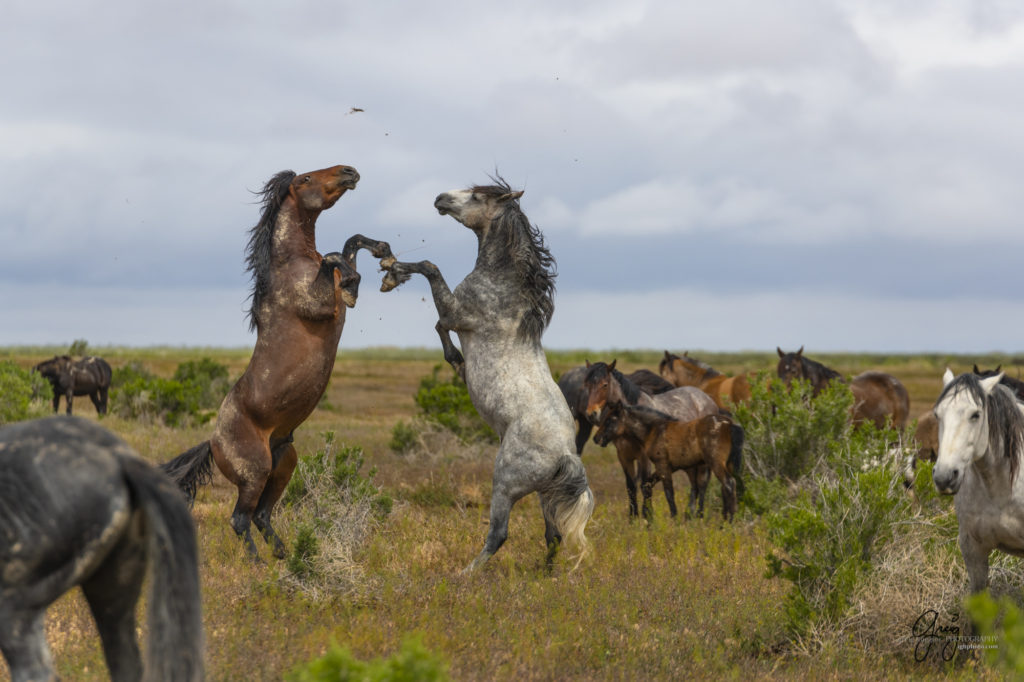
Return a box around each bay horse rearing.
[1,416,202,682]
[776,346,910,430]
[162,166,396,561]
[381,177,594,571]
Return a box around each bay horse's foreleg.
[657,460,679,518]
[435,321,465,381]
[615,444,640,518]
[64,386,74,415]
[252,438,299,560]
[0,610,55,682]
[342,233,396,265]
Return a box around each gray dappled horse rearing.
[382,177,594,571]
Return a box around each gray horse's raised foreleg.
[381,260,464,330]
[435,321,465,381]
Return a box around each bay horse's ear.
[797,346,804,357]
[943,368,955,387]
[776,347,784,358]
[683,350,690,357]
[585,359,591,368]
[996,364,1002,373]
[973,364,981,374]
[609,359,617,371]
[499,190,524,202]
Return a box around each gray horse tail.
[161,441,214,505]
[728,421,745,498]
[120,455,205,681]
[543,454,595,568]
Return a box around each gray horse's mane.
[245,170,296,331]
[474,176,556,341]
[936,373,1024,482]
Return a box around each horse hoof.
[380,271,400,292]
[379,255,396,269]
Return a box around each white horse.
[933,368,1024,593]
[382,176,594,572]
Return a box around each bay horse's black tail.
[161,441,214,506]
[120,455,204,681]
[728,422,746,499]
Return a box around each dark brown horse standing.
[659,351,752,408]
[776,346,910,430]
[34,355,112,415]
[558,364,674,455]
[162,166,395,561]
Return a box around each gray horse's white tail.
[544,454,596,568]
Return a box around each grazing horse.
[381,177,594,571]
[775,347,910,430]
[161,166,396,561]
[933,370,1024,594]
[558,364,674,455]
[33,355,112,415]
[596,403,743,521]
[0,416,203,682]
[659,350,752,408]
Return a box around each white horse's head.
[933,368,1004,494]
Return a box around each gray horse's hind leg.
[81,518,148,682]
[0,611,54,682]
[464,491,514,573]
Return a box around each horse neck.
[273,201,321,262]
[969,438,1016,497]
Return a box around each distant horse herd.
[2,166,1020,679]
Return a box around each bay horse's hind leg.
[252,436,299,559]
[0,610,54,682]
[81,515,147,681]
[211,425,272,562]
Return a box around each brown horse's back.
[850,371,910,430]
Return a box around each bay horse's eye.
[303,175,312,183]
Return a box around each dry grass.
[2,347,1021,681]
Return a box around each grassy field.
[1,345,1019,681]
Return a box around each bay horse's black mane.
[245,170,297,331]
[937,372,1024,483]
[474,175,556,341]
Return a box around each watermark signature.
[910,609,997,662]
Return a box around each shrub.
[109,358,230,426]
[765,461,911,637]
[287,635,449,682]
[965,592,1024,674]
[0,361,52,425]
[68,338,89,356]
[413,365,496,444]
[731,372,854,482]
[280,432,392,598]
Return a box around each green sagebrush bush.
[730,372,855,482]
[0,361,52,425]
[281,432,392,595]
[390,364,496,453]
[965,592,1024,674]
[109,358,230,427]
[287,635,449,682]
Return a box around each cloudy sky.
[4,0,1024,353]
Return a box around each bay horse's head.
[594,402,626,447]
[583,360,617,422]
[289,165,360,213]
[776,346,805,385]
[659,351,704,387]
